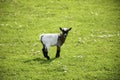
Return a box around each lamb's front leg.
[56,46,61,58]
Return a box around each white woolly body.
[40,34,59,50]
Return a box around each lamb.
[40,27,72,60]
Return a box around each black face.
[60,27,72,38]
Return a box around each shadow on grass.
[24,57,56,64]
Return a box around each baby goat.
[40,27,72,60]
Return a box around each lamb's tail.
[39,34,44,43]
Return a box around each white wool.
[40,34,59,50]
[62,28,68,31]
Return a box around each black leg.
[42,47,46,57]
[42,47,50,60]
[56,46,61,58]
[44,51,50,60]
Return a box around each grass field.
[0,0,120,80]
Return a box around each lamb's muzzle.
[40,27,72,60]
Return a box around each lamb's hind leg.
[56,46,61,58]
[42,46,50,60]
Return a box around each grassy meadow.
[0,0,120,80]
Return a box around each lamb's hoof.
[56,55,60,58]
[46,56,50,60]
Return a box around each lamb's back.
[40,34,59,46]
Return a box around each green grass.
[0,0,120,80]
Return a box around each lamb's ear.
[59,27,63,31]
[68,27,72,31]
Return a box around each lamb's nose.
[64,34,67,37]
